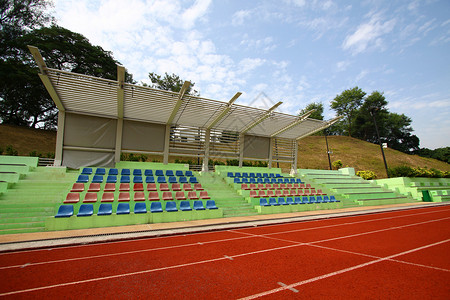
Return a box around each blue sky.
[52,0,449,149]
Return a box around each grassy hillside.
[1,125,448,178]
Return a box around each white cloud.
[342,12,396,54]
[336,60,350,72]
[181,0,211,29]
[232,10,252,26]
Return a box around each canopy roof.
[30,46,341,140]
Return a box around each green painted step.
[356,197,412,206]
[0,227,45,235]
[0,221,45,230]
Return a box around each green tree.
[147,72,199,96]
[299,102,324,120]
[353,91,389,142]
[330,87,366,136]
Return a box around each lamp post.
[370,108,389,178]
[324,130,332,170]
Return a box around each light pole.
[324,129,332,170]
[370,108,389,178]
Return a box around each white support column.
[268,137,274,169]
[54,110,65,166]
[114,118,123,163]
[202,129,211,172]
[163,124,171,164]
[290,140,298,175]
[239,134,244,168]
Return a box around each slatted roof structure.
[29,46,341,171]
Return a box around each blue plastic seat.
[133,169,142,176]
[134,202,147,214]
[77,204,94,217]
[257,178,263,183]
[269,173,275,178]
[289,178,295,183]
[268,198,279,206]
[95,168,106,175]
[330,195,339,202]
[155,170,164,177]
[98,203,113,215]
[165,170,174,176]
[193,200,205,210]
[55,205,73,218]
[302,196,309,204]
[150,202,163,213]
[117,203,130,215]
[185,171,193,177]
[242,178,249,183]
[120,175,130,183]
[249,178,256,183]
[286,197,295,205]
[294,197,302,204]
[146,176,155,183]
[179,201,192,211]
[144,169,153,176]
[108,168,118,175]
[133,176,143,183]
[176,170,184,177]
[235,172,241,178]
[249,173,255,178]
[276,174,282,178]
[283,178,290,183]
[259,198,270,206]
[278,197,287,205]
[234,178,241,184]
[323,195,329,203]
[227,172,234,177]
[256,173,262,178]
[262,173,269,178]
[309,196,316,204]
[77,174,89,183]
[316,196,323,203]
[277,178,284,183]
[157,176,166,183]
[106,175,117,183]
[242,172,248,178]
[168,176,177,183]
[296,178,302,183]
[270,178,277,183]
[165,201,178,212]
[81,167,92,175]
[92,175,103,183]
[121,169,130,175]
[206,200,218,209]
[263,178,270,183]
[189,177,198,184]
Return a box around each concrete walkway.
[1,202,448,252]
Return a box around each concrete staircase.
[199,172,258,217]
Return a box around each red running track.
[0,205,449,299]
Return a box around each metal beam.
[167,81,191,124]
[206,92,241,129]
[270,109,315,137]
[295,116,343,141]
[28,45,65,111]
[117,65,125,118]
[241,101,282,134]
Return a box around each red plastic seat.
[279,183,286,189]
[183,183,193,191]
[258,184,266,190]
[286,183,293,189]
[133,183,144,191]
[291,189,300,196]
[83,192,98,203]
[70,183,84,192]
[148,191,160,201]
[175,191,186,200]
[274,190,283,197]
[162,191,173,201]
[266,190,275,197]
[133,192,146,201]
[188,191,199,200]
[293,183,300,189]
[172,183,182,191]
[241,184,249,190]
[194,183,204,191]
[147,183,157,191]
[64,193,79,203]
[282,190,291,197]
[249,190,258,198]
[199,191,210,199]
[300,183,306,189]
[257,190,266,197]
[272,184,279,190]
[249,184,258,190]
[159,183,170,191]
[88,183,101,192]
[317,189,324,195]
[104,183,116,192]
[118,192,130,202]
[265,184,274,190]
[298,189,305,196]
[311,188,317,195]
[304,189,311,195]
[101,192,115,202]
[306,183,312,189]
[119,183,130,191]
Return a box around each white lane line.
[1,205,448,257]
[277,282,298,293]
[238,238,450,300]
[224,255,234,260]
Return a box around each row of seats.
[56,200,219,217]
[70,183,204,193]
[249,189,325,198]
[76,175,199,184]
[242,183,312,190]
[82,168,194,177]
[233,178,301,184]
[65,191,211,203]
[227,172,284,178]
[260,196,338,206]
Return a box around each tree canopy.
[299,102,324,120]
[146,72,199,96]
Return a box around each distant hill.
[1,125,448,178]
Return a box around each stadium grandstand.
[0,46,448,236]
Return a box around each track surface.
[0,206,449,299]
